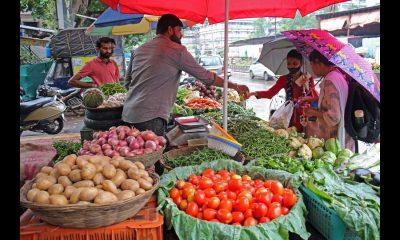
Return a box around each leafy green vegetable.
[52,140,81,163]
[163,148,231,169]
[176,87,191,105]
[99,83,127,97]
[157,159,310,240]
[324,138,341,155]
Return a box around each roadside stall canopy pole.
[222,0,229,130]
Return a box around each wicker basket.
[125,146,166,169]
[20,173,160,229]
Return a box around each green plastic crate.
[80,126,94,144]
[299,185,361,240]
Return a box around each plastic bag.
[269,101,294,129]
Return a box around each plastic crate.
[80,125,94,144]
[20,196,162,240]
[299,185,361,240]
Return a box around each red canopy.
[100,0,348,24]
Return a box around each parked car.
[249,60,276,81]
[198,55,232,78]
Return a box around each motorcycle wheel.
[43,118,64,134]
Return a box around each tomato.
[254,179,264,188]
[194,190,207,206]
[227,191,237,201]
[207,196,220,209]
[257,191,274,205]
[214,174,222,180]
[179,199,188,211]
[272,194,283,204]
[259,217,270,223]
[169,188,180,199]
[219,199,233,212]
[214,181,228,193]
[242,182,252,190]
[173,195,182,205]
[263,180,273,189]
[270,181,284,196]
[228,179,243,191]
[282,191,297,208]
[203,208,217,220]
[281,207,289,215]
[232,222,242,226]
[189,174,200,185]
[243,217,258,226]
[217,191,228,200]
[177,180,186,189]
[199,177,214,189]
[183,187,196,201]
[218,170,230,178]
[283,188,294,195]
[231,174,242,180]
[254,187,269,199]
[186,202,199,217]
[202,168,215,178]
[244,209,253,219]
[252,203,268,219]
[217,209,233,224]
[234,197,250,212]
[232,211,245,223]
[237,190,252,200]
[241,175,252,181]
[184,182,194,189]
[204,188,216,198]
[197,211,203,219]
[267,202,282,220]
[248,186,256,195]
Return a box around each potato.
[70,188,83,204]
[112,156,125,162]
[58,176,72,188]
[32,183,37,189]
[94,163,104,173]
[102,164,117,179]
[34,191,50,204]
[143,176,154,184]
[88,156,103,164]
[127,166,139,179]
[119,160,135,171]
[134,161,145,170]
[71,165,79,170]
[79,187,99,202]
[35,172,49,180]
[77,201,91,205]
[121,179,140,192]
[93,173,105,185]
[49,194,68,205]
[63,154,77,166]
[48,184,64,195]
[138,178,153,190]
[94,191,118,204]
[135,188,146,195]
[116,190,135,201]
[73,180,94,188]
[102,180,119,194]
[49,169,60,179]
[97,189,105,194]
[109,159,120,168]
[63,186,76,199]
[111,169,127,187]
[36,176,56,190]
[27,188,40,201]
[40,166,53,174]
[76,157,89,169]
[81,163,96,180]
[55,162,71,176]
[138,169,149,178]
[68,169,82,182]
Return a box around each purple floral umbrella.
[283,29,380,102]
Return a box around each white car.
[249,61,276,81]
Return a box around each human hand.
[235,84,250,95]
[246,92,257,99]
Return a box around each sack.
[269,100,294,129]
[345,79,380,143]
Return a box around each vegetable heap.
[27,154,155,205]
[82,88,104,108]
[194,81,218,99]
[52,140,82,164]
[98,92,126,108]
[78,126,166,158]
[99,83,127,97]
[168,168,297,226]
[163,148,231,169]
[176,87,192,105]
[185,97,221,110]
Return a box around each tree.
[123,31,156,52]
[250,18,273,38]
[278,12,318,32]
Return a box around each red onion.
[129,139,140,150]
[90,144,102,154]
[109,126,117,131]
[145,140,157,151]
[104,149,114,157]
[109,138,119,147]
[125,152,136,157]
[115,145,122,152]
[131,129,140,137]
[144,148,153,154]
[99,132,108,139]
[98,137,107,146]
[95,152,104,156]
[116,126,125,133]
[83,141,90,150]
[119,147,130,157]
[126,136,136,144]
[156,145,163,151]
[93,132,100,139]
[91,139,98,145]
[133,149,144,155]
[101,144,112,150]
[108,132,117,140]
[119,140,128,147]
[118,131,126,140]
[157,136,167,146]
[136,135,145,148]
[141,130,157,141]
[111,151,120,157]
[78,149,86,155]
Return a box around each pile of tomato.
[168,168,297,226]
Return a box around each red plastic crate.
[20,195,163,240]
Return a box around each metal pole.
[56,0,65,29]
[223,0,230,130]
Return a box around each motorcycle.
[20,87,67,136]
[37,85,85,116]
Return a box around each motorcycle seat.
[59,88,78,96]
[20,97,54,115]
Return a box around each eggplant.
[350,168,372,182]
[371,172,380,186]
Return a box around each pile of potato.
[26,154,155,205]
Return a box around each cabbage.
[324,138,341,155]
[312,147,325,159]
[337,149,354,159]
[321,151,337,164]
[289,137,302,149]
[307,137,324,150]
[298,144,312,160]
